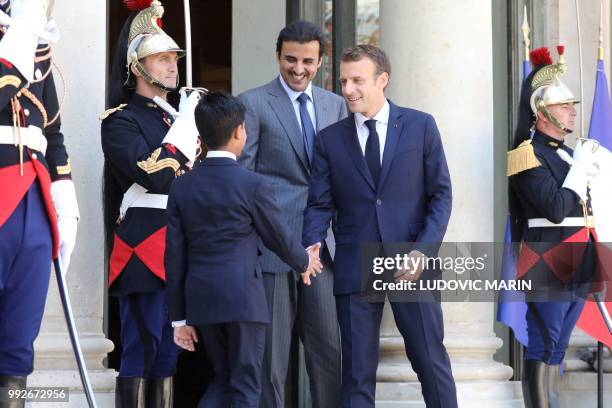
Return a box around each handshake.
[302,242,324,286]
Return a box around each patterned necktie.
[297,93,316,164]
[364,119,380,185]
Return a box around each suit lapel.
[378,101,403,190]
[266,78,309,171]
[312,86,329,132]
[342,115,375,191]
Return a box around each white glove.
[56,216,77,274]
[557,148,600,178]
[38,17,60,45]
[50,180,80,276]
[0,0,47,82]
[159,89,201,165]
[561,140,599,202]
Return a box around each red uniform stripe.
[0,163,36,227]
[0,58,14,69]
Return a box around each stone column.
[28,1,116,406]
[231,0,285,94]
[377,1,521,406]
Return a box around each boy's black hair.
[276,20,325,59]
[195,91,246,149]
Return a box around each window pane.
[356,0,380,46]
[323,0,334,91]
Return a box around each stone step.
[558,372,612,408]
[376,380,524,407]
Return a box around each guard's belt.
[527,216,595,228]
[118,183,167,222]
[0,125,47,154]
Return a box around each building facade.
[29,0,611,406]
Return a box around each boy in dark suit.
[165,91,322,408]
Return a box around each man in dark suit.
[165,91,322,408]
[303,45,458,407]
[238,20,346,408]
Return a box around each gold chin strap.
[132,59,179,93]
[540,106,572,134]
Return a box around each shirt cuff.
[305,242,322,252]
[171,320,187,328]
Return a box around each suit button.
[376,199,382,206]
[31,153,37,160]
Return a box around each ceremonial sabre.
[593,292,612,334]
[53,259,98,408]
[183,0,192,87]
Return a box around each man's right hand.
[173,325,198,352]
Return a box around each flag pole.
[574,0,585,137]
[521,5,530,66]
[598,1,604,61]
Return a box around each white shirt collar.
[206,150,237,160]
[354,100,390,128]
[278,75,314,103]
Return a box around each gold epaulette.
[99,104,128,121]
[0,75,22,90]
[507,139,541,176]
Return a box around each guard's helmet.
[529,46,579,133]
[124,0,185,91]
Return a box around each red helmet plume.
[530,47,552,68]
[123,0,153,12]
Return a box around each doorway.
[106,0,232,98]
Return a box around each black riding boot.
[146,377,173,408]
[116,376,146,408]
[522,360,550,408]
[547,364,560,408]
[0,375,26,408]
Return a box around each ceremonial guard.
[101,1,200,406]
[0,1,79,405]
[508,46,604,408]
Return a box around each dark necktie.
[297,93,316,163]
[364,119,380,185]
